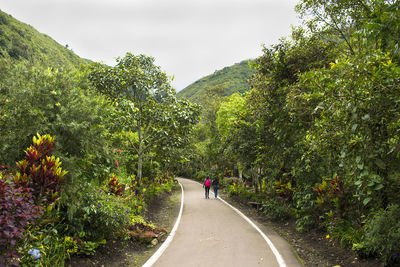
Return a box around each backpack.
[212,179,219,186]
[205,179,211,187]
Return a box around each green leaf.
[363,197,371,206]
[361,114,370,120]
[374,184,384,190]
[354,180,362,186]
[360,169,369,177]
[357,162,364,170]
[351,123,358,132]
[375,158,386,169]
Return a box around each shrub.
[0,173,42,266]
[107,175,125,196]
[353,204,400,266]
[224,168,233,177]
[293,187,319,232]
[61,182,133,241]
[260,198,291,221]
[14,134,68,205]
[143,173,175,201]
[195,170,207,182]
[327,218,363,249]
[274,180,295,201]
[19,225,76,266]
[226,181,248,198]
[223,176,241,186]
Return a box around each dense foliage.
[2,1,400,265]
[88,53,201,185]
[0,13,199,265]
[0,10,90,68]
[0,56,113,181]
[177,60,254,103]
[0,171,42,266]
[183,0,400,265]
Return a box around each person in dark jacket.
[212,177,219,198]
[203,176,211,199]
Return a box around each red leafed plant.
[0,172,42,266]
[107,175,125,196]
[13,134,68,205]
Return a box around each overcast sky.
[1,0,300,91]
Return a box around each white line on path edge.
[142,181,184,267]
[217,196,287,267]
[142,180,286,267]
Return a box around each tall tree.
[88,53,200,185]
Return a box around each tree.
[296,0,400,59]
[216,93,247,176]
[289,50,400,211]
[0,57,113,181]
[246,32,335,184]
[88,53,200,185]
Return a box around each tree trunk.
[251,166,260,194]
[237,162,243,179]
[137,127,143,186]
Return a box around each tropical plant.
[0,173,42,266]
[14,134,68,205]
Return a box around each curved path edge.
[217,196,286,267]
[143,178,289,267]
[142,181,184,267]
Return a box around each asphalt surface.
[150,178,302,267]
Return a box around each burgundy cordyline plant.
[0,177,42,266]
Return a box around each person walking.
[203,176,211,199]
[212,177,219,198]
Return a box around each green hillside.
[0,10,90,68]
[177,60,254,102]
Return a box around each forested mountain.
[177,60,254,102]
[0,10,90,68]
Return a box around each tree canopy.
[88,53,200,184]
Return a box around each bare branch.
[127,137,139,154]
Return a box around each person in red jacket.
[203,176,211,199]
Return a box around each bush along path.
[0,134,178,267]
[66,182,182,267]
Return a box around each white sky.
[1,0,300,91]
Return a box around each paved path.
[149,178,302,267]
